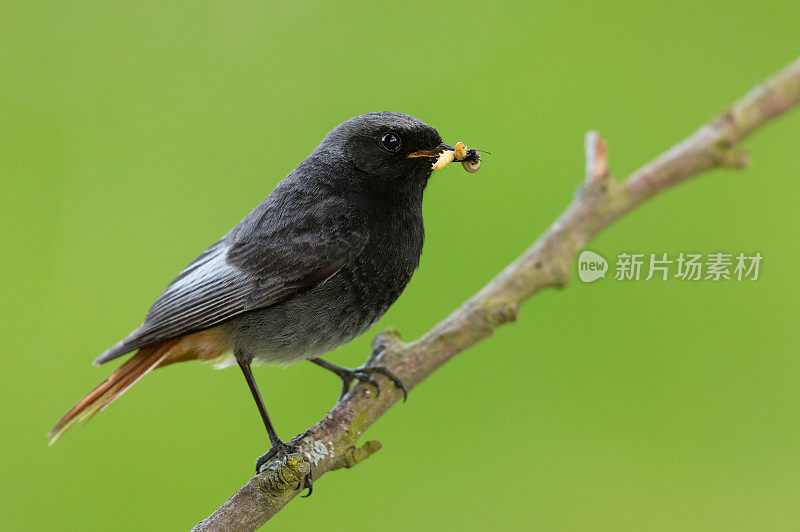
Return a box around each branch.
[194,56,800,531]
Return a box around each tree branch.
[194,56,800,531]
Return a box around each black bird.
[49,112,466,487]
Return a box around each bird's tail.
[48,339,179,444]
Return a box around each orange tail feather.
[48,339,179,444]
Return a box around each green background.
[2,2,799,530]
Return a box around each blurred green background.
[2,1,799,530]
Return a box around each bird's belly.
[224,267,410,366]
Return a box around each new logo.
[578,250,608,282]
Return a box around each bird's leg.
[309,357,408,401]
[237,358,286,451]
[237,359,313,495]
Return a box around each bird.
[49,112,472,490]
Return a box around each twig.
[193,56,800,531]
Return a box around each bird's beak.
[406,143,455,159]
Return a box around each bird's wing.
[93,193,367,364]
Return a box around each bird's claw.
[337,364,408,401]
[256,441,314,497]
[255,440,298,474]
[296,473,314,497]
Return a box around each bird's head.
[319,112,454,190]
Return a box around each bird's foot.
[255,441,314,497]
[314,358,408,401]
[255,440,296,473]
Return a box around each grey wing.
[93,194,367,365]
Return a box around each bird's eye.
[380,132,401,153]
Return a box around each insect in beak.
[408,142,482,173]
